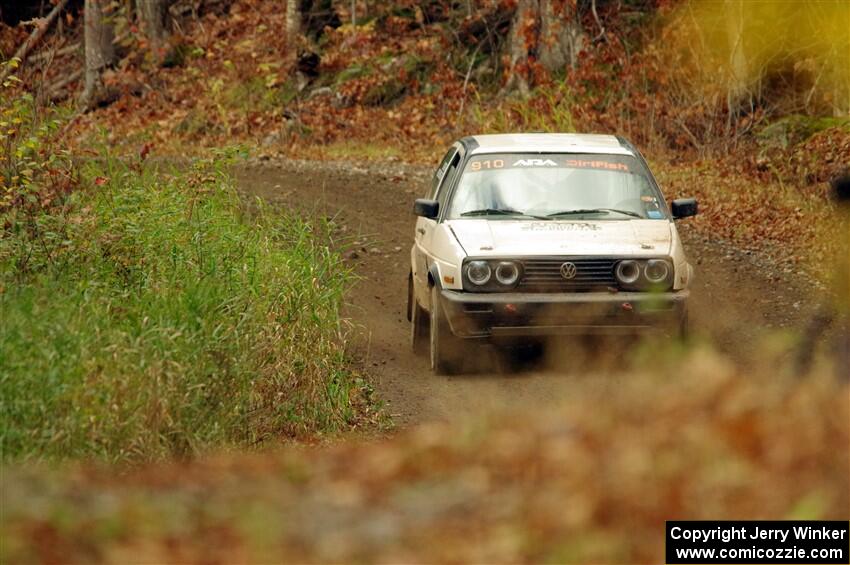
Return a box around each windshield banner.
[467,153,636,173]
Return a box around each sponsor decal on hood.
[447,219,672,257]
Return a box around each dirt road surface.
[236,160,813,427]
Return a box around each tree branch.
[0,0,72,83]
[28,42,81,64]
[591,0,605,42]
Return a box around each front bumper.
[440,289,689,338]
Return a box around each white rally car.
[407,133,698,374]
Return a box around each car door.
[413,144,463,309]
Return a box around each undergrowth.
[0,152,363,462]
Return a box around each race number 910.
[470,159,504,171]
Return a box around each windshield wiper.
[461,208,550,220]
[547,208,643,219]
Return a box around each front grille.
[519,258,617,292]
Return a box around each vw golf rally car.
[407,133,698,374]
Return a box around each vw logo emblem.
[560,262,578,279]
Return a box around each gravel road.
[236,159,816,426]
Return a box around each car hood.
[446,219,673,257]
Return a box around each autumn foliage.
[4,1,845,185]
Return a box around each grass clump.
[0,153,362,462]
[471,87,576,134]
[756,114,850,148]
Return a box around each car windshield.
[447,153,667,220]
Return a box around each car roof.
[462,133,635,156]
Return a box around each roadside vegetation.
[1,67,371,462]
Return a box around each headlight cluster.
[615,258,673,290]
[463,260,522,290]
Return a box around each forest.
[1,0,848,562]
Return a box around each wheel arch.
[427,263,441,289]
[410,263,443,318]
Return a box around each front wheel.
[678,308,690,341]
[430,285,462,375]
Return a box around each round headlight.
[615,260,640,285]
[645,259,670,283]
[495,261,520,286]
[466,260,491,285]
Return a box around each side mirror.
[671,198,698,219]
[413,199,439,219]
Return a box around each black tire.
[678,308,690,341]
[407,274,414,322]
[430,285,462,375]
[410,278,429,356]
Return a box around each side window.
[428,147,456,199]
[436,153,461,211]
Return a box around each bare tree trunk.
[137,0,169,55]
[503,0,584,95]
[835,74,849,117]
[538,0,583,73]
[503,0,537,96]
[80,0,116,110]
[286,0,301,51]
[724,0,749,128]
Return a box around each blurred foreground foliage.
[665,1,849,119]
[1,347,847,563]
